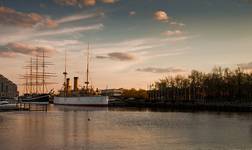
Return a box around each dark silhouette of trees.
[122,88,147,100]
[148,67,252,102]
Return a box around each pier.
[0,104,19,111]
[17,102,48,111]
[0,102,48,112]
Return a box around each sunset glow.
[0,0,252,93]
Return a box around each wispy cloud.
[55,12,103,24]
[162,35,197,43]
[37,24,103,36]
[96,52,136,61]
[163,30,183,36]
[91,36,191,62]
[101,0,118,4]
[54,0,118,6]
[83,0,96,6]
[0,6,57,28]
[0,42,56,57]
[0,23,103,46]
[170,21,185,27]
[136,67,185,74]
[31,39,81,47]
[93,37,163,54]
[129,11,136,16]
[54,0,79,6]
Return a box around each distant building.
[101,89,123,97]
[0,74,18,99]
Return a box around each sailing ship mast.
[42,50,45,93]
[20,50,55,95]
[30,57,33,94]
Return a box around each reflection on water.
[0,105,252,150]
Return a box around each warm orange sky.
[0,0,252,94]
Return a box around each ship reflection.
[49,104,108,112]
[63,110,91,149]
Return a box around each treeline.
[122,88,147,100]
[148,67,252,102]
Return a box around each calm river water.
[0,105,252,150]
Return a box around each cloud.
[91,36,192,61]
[0,6,57,28]
[0,42,56,57]
[31,39,80,48]
[83,0,96,6]
[100,0,119,4]
[55,12,102,24]
[154,10,169,21]
[54,0,117,6]
[96,52,136,61]
[170,22,185,27]
[54,0,79,6]
[37,23,103,36]
[136,67,185,74]
[129,11,136,16]
[162,35,196,43]
[54,0,95,6]
[163,30,183,36]
[238,62,252,70]
[101,0,117,4]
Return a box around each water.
[0,105,252,150]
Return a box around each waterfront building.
[101,89,123,97]
[0,74,18,99]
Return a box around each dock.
[0,104,19,111]
[0,102,48,112]
[17,102,48,111]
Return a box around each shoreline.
[1,100,252,112]
[108,100,252,112]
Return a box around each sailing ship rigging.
[19,50,55,103]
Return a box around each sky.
[0,0,252,93]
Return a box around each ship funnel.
[66,78,70,91]
[73,77,78,91]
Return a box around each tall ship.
[54,44,108,106]
[19,50,55,104]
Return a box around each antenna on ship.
[85,43,90,89]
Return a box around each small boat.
[0,100,9,105]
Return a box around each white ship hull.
[54,96,108,106]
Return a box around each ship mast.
[63,49,68,96]
[30,57,33,94]
[42,50,45,93]
[20,52,55,95]
[85,43,90,89]
[35,55,39,94]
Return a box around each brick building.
[0,74,18,99]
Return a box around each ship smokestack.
[66,78,70,92]
[73,77,78,91]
